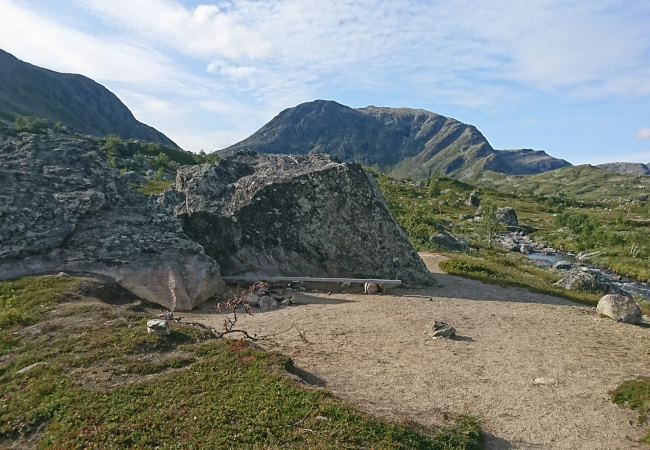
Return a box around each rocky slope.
[596,162,650,176]
[0,49,177,147]
[219,100,570,180]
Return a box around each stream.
[525,251,650,301]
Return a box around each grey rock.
[596,294,642,324]
[552,261,572,271]
[430,321,456,338]
[16,361,48,376]
[429,230,469,252]
[162,152,435,287]
[245,293,260,307]
[0,134,224,311]
[596,162,650,176]
[520,244,533,254]
[258,295,279,311]
[576,251,600,263]
[147,319,170,335]
[466,191,480,206]
[554,267,625,295]
[496,207,518,226]
[121,171,147,184]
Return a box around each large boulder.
[596,294,642,324]
[496,207,518,226]
[0,133,224,310]
[161,152,435,287]
[429,230,469,252]
[554,267,624,295]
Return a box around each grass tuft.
[611,377,650,444]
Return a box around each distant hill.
[476,164,650,201]
[596,162,650,176]
[219,100,570,180]
[0,49,178,147]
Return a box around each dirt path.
[185,253,650,449]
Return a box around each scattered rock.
[245,293,260,307]
[520,244,533,254]
[16,361,48,376]
[429,321,456,338]
[596,294,642,324]
[496,207,518,226]
[258,295,279,311]
[576,251,600,263]
[280,297,293,306]
[429,230,469,252]
[147,319,170,335]
[552,261,572,271]
[534,377,557,385]
[466,191,480,206]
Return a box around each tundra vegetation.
[0,276,482,448]
[371,169,650,302]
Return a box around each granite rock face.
[0,133,223,310]
[162,152,435,287]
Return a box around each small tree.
[14,115,48,133]
[478,200,501,246]
[427,177,441,198]
[154,151,170,168]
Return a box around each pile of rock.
[244,283,295,311]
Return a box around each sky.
[1,0,649,165]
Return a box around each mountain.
[219,100,570,180]
[596,162,650,176]
[0,49,178,147]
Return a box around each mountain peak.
[220,99,570,179]
[0,49,178,147]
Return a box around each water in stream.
[525,252,650,301]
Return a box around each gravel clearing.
[185,253,650,449]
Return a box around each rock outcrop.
[496,207,518,226]
[596,162,650,176]
[162,152,435,287]
[0,133,223,310]
[429,230,469,252]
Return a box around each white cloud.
[81,0,272,59]
[635,128,650,140]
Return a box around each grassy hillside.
[371,168,650,295]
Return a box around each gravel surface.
[186,253,650,449]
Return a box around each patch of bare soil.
[187,253,650,449]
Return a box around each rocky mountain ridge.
[219,100,571,180]
[596,162,650,176]
[0,49,177,147]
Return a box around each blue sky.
[1,0,649,165]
